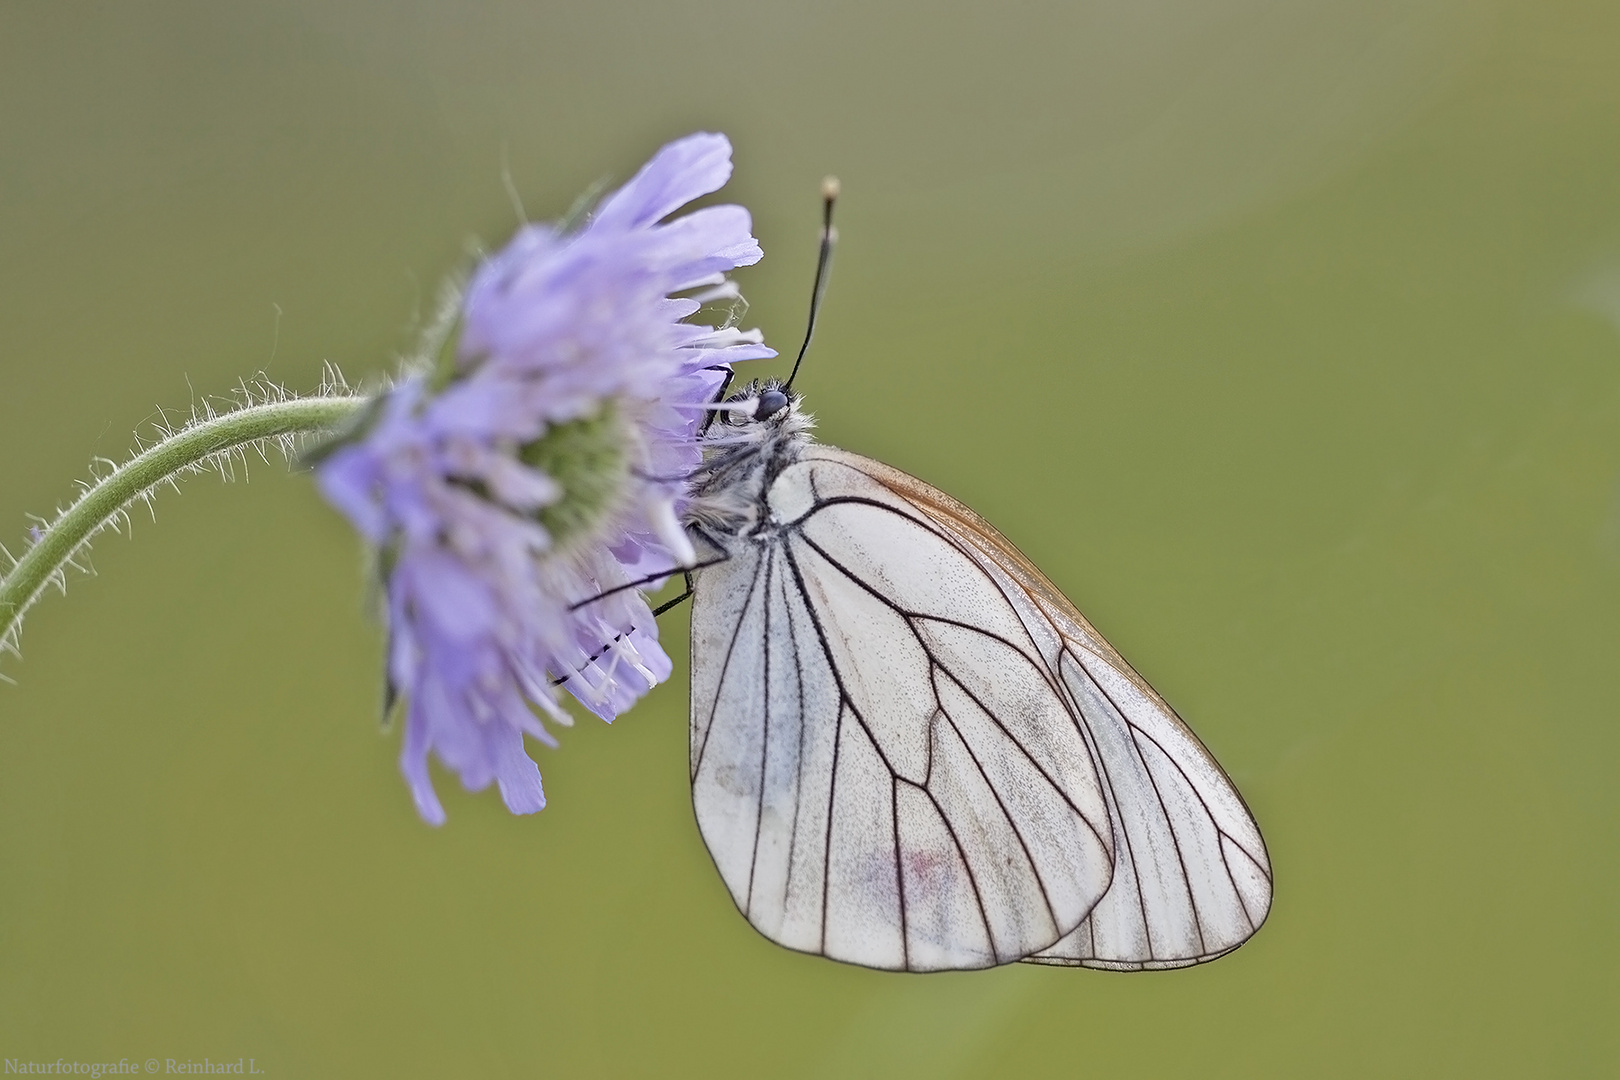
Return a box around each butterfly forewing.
[691,451,1118,971]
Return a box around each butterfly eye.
[754,389,789,420]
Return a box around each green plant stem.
[0,396,362,655]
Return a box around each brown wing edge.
[804,446,1167,711]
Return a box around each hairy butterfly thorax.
[685,378,814,540]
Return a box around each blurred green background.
[3,0,1619,1075]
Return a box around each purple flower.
[318,133,774,825]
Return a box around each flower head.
[318,133,773,824]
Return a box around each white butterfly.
[656,183,1271,973]
[680,381,1271,972]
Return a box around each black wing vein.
[693,548,768,782]
[795,532,1112,861]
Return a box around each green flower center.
[521,404,630,549]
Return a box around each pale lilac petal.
[593,132,734,230]
[490,722,548,815]
[401,702,448,827]
[315,447,389,543]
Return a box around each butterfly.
[658,183,1270,973]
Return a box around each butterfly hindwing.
[690,454,1115,971]
[1027,644,1273,969]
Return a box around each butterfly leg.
[699,364,736,436]
[651,571,695,617]
[554,530,727,687]
[551,568,700,689]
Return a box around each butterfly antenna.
[784,177,840,392]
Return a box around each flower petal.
[593,132,735,230]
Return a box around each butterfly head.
[712,378,807,433]
[697,377,815,480]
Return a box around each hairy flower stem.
[0,396,362,657]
